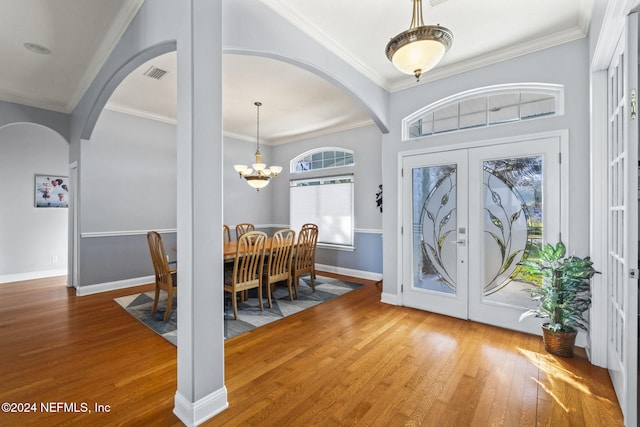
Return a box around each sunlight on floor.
[518,347,618,412]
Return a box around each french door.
[401,136,561,334]
[606,12,638,426]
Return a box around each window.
[290,148,354,173]
[404,83,564,140]
[290,175,354,248]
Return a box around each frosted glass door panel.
[413,164,458,295]
[481,156,542,310]
[402,150,468,319]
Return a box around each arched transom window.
[290,147,354,173]
[403,83,564,140]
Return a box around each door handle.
[451,239,466,245]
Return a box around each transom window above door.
[403,83,564,140]
[290,147,354,173]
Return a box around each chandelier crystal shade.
[233,102,282,191]
[385,0,453,82]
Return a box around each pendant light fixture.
[385,0,453,82]
[233,102,282,191]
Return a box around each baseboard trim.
[76,275,154,296]
[315,264,382,281]
[0,269,68,284]
[173,387,228,427]
[380,292,399,305]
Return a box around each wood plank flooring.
[0,273,623,426]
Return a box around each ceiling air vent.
[429,0,448,6]
[143,66,168,80]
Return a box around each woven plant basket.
[542,325,577,357]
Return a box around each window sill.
[317,243,355,252]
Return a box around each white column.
[174,1,227,425]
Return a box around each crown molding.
[104,102,177,124]
[390,26,588,92]
[591,0,640,70]
[0,90,68,113]
[258,0,389,90]
[106,102,375,146]
[65,0,145,113]
[269,119,374,145]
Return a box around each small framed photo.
[35,174,69,208]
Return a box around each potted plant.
[518,241,598,357]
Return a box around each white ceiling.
[0,0,593,144]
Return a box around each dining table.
[175,237,291,260]
[223,237,281,260]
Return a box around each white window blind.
[290,175,354,247]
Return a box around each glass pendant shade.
[245,176,270,189]
[386,0,452,81]
[391,38,446,76]
[269,165,282,175]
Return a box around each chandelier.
[233,102,282,191]
[385,0,453,82]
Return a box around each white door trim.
[589,0,640,371]
[69,161,79,289]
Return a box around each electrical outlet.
[51,255,58,264]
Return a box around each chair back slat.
[235,223,255,240]
[223,224,232,243]
[267,229,295,279]
[147,231,173,288]
[292,224,318,293]
[147,231,176,321]
[233,231,266,289]
[295,225,318,270]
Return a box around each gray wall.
[78,111,383,286]
[81,109,177,233]
[382,38,591,296]
[0,100,69,141]
[271,124,383,274]
[67,0,390,290]
[0,122,69,281]
[223,136,274,227]
[78,108,177,286]
[270,124,383,230]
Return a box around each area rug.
[114,275,361,345]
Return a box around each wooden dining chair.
[292,225,319,294]
[264,229,296,303]
[224,231,267,320]
[301,223,319,280]
[223,224,232,242]
[235,223,255,240]
[146,231,177,322]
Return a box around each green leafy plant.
[518,241,598,333]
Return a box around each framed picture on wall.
[35,174,69,208]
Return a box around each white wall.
[0,123,69,281]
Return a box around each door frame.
[589,0,640,371]
[397,130,569,311]
[591,5,639,425]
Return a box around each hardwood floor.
[0,273,623,426]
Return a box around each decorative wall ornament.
[376,184,383,212]
[35,174,69,208]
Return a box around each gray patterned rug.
[114,275,361,345]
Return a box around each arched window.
[289,147,355,249]
[290,147,354,173]
[403,83,564,140]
